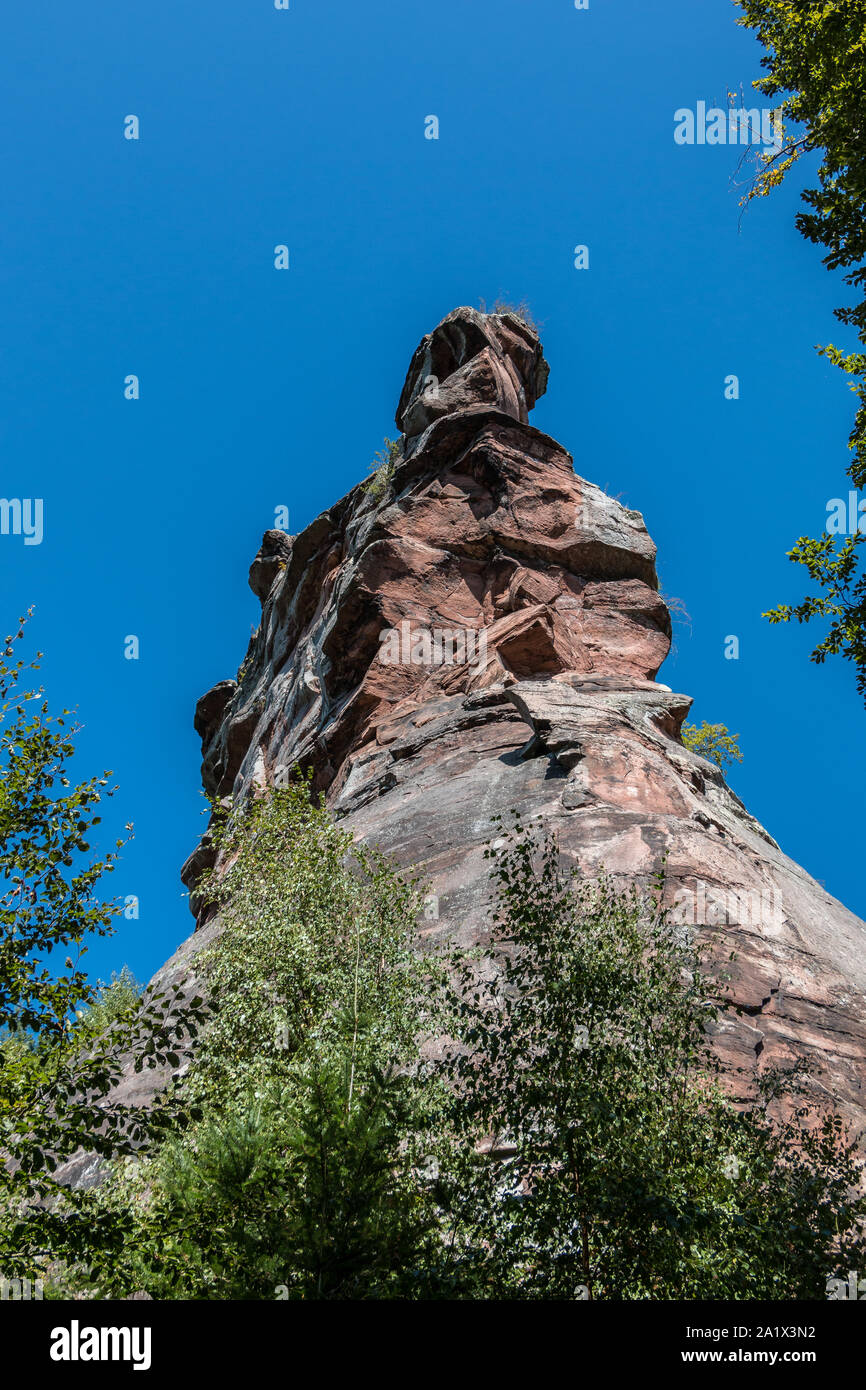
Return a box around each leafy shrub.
[66,777,450,1300]
[364,437,401,500]
[73,966,143,1040]
[681,721,743,771]
[0,618,203,1290]
[437,815,865,1299]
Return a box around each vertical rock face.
[168,306,866,1138]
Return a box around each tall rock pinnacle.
[162,306,866,1140]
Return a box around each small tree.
[364,436,401,500]
[0,616,203,1284]
[74,777,449,1299]
[681,720,743,772]
[439,816,865,1299]
[72,966,143,1041]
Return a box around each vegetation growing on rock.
[7,756,860,1300]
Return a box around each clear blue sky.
[2,0,862,987]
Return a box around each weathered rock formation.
[156,307,865,1141]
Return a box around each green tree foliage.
[364,436,401,500]
[680,721,744,771]
[70,779,449,1299]
[0,616,203,1286]
[72,966,143,1041]
[438,816,865,1299]
[736,2,866,699]
[49,784,864,1300]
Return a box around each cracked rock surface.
[103,307,866,1149]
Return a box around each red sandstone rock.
[111,308,866,1151]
